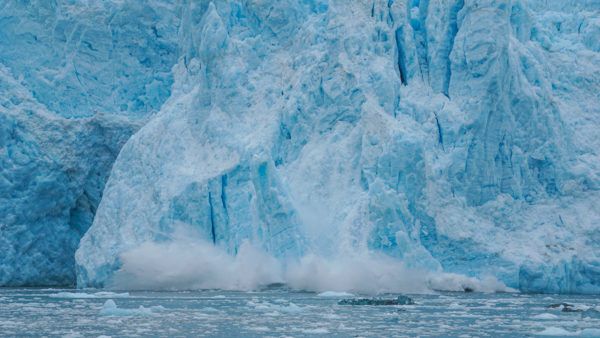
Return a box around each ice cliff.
[0,1,179,285]
[2,0,599,293]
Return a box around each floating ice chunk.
[274,302,303,314]
[301,328,329,334]
[534,327,578,336]
[49,292,97,299]
[93,292,131,298]
[448,302,464,310]
[533,313,559,320]
[317,291,354,297]
[99,299,164,317]
[247,300,304,314]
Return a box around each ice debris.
[338,295,414,306]
[49,292,130,299]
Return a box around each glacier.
[0,0,180,285]
[1,0,599,293]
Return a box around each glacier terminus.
[1,0,600,296]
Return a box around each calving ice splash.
[0,0,599,295]
[107,226,512,293]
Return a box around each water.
[1,288,599,337]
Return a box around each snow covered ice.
[1,0,600,295]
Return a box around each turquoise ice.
[0,0,179,285]
[1,0,599,293]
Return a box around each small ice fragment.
[99,299,159,316]
[49,292,97,299]
[280,302,303,313]
[301,328,329,334]
[533,313,559,320]
[449,302,464,309]
[535,327,578,336]
[94,292,130,298]
[102,299,117,311]
[317,291,354,297]
[248,326,270,332]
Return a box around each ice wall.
[2,0,598,292]
[76,0,600,293]
[0,1,180,285]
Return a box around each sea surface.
[0,288,599,337]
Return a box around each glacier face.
[0,1,180,285]
[75,0,600,293]
[1,0,599,292]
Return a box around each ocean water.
[1,288,599,337]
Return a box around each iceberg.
[1,0,599,293]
